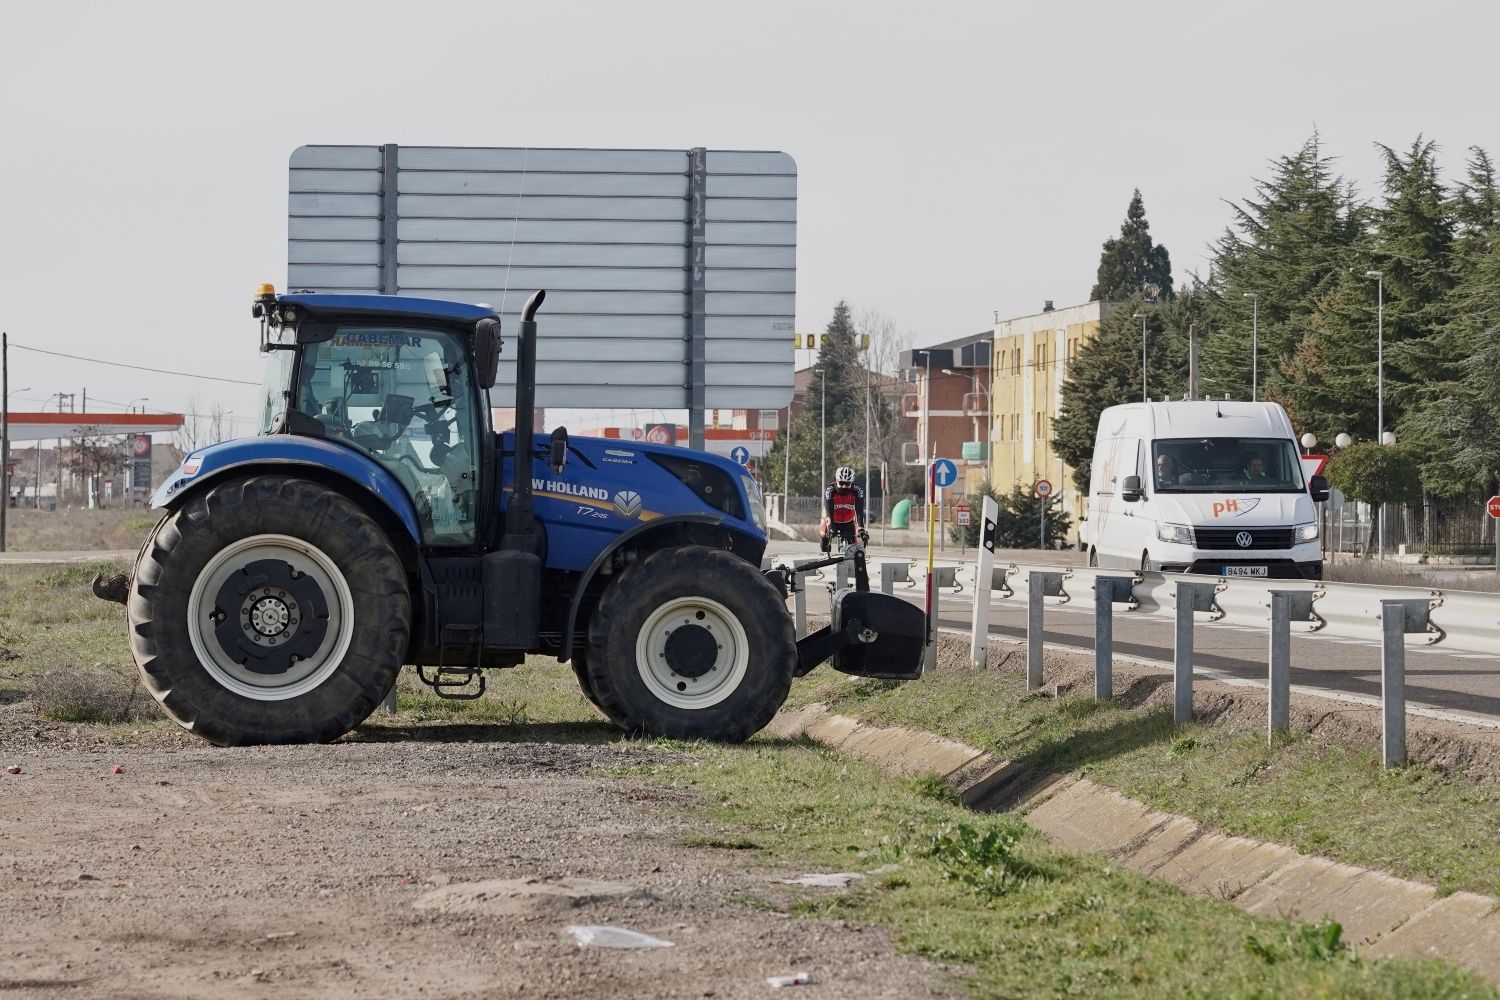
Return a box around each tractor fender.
[151,436,423,543]
[561,512,767,660]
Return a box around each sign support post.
[1487,496,1500,576]
[923,462,937,672]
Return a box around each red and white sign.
[956,504,972,526]
[1487,496,1500,519]
[1301,454,1330,478]
[131,434,152,458]
[1034,479,1053,498]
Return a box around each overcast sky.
[3,0,1496,434]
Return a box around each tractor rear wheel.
[127,475,410,746]
[584,546,795,742]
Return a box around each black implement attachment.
[777,543,924,681]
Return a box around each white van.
[1079,400,1329,579]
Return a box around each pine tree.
[1090,190,1174,302]
[763,300,890,496]
[1199,134,1367,404]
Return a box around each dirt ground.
[0,713,957,1000]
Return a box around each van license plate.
[1222,566,1268,577]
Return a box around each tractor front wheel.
[127,475,410,746]
[584,546,795,742]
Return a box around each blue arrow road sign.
[931,458,958,489]
[730,446,751,466]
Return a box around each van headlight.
[1295,522,1319,543]
[1157,523,1194,545]
[740,474,766,532]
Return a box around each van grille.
[1193,527,1294,550]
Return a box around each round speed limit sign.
[1034,479,1054,499]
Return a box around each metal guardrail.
[954,558,1500,769]
[988,564,1488,652]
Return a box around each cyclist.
[820,466,868,552]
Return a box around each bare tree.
[175,395,235,451]
[853,308,920,505]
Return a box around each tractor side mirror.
[474,318,503,389]
[1309,474,1330,503]
[549,427,569,473]
[1121,475,1143,503]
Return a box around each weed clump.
[30,664,152,724]
[920,821,1056,895]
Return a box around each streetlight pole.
[819,368,827,492]
[863,339,871,520]
[1132,312,1148,402]
[1366,270,1385,558]
[1243,292,1259,401]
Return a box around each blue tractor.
[98,286,924,745]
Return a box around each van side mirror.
[549,426,569,473]
[1309,474,1330,503]
[1121,475,1143,503]
[474,317,503,389]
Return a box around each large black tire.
[584,546,795,742]
[570,647,603,712]
[128,475,410,746]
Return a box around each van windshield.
[1151,438,1306,494]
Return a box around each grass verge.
[615,736,1494,998]
[786,663,1500,899]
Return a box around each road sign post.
[1034,479,1053,550]
[956,503,972,555]
[1488,496,1500,575]
[931,458,957,555]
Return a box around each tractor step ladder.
[418,625,488,700]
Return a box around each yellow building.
[989,300,1120,526]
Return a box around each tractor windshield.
[290,325,482,545]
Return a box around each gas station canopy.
[3,412,184,443]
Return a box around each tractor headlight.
[1295,522,1319,543]
[1157,523,1194,545]
[741,474,766,532]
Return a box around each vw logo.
[613,490,643,519]
[1235,531,1254,548]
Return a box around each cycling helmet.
[835,466,855,485]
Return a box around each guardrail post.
[793,572,807,637]
[881,567,895,595]
[1027,571,1066,691]
[1267,591,1292,737]
[970,496,1000,669]
[1380,598,1431,768]
[1092,576,1135,700]
[382,684,397,714]
[1173,581,1219,725]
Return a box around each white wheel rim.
[186,533,355,701]
[635,596,750,711]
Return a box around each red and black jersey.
[823,483,865,525]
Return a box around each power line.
[10,343,259,386]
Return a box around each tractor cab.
[252,285,503,548]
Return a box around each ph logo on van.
[1211,497,1261,518]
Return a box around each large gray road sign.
[288,145,797,413]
